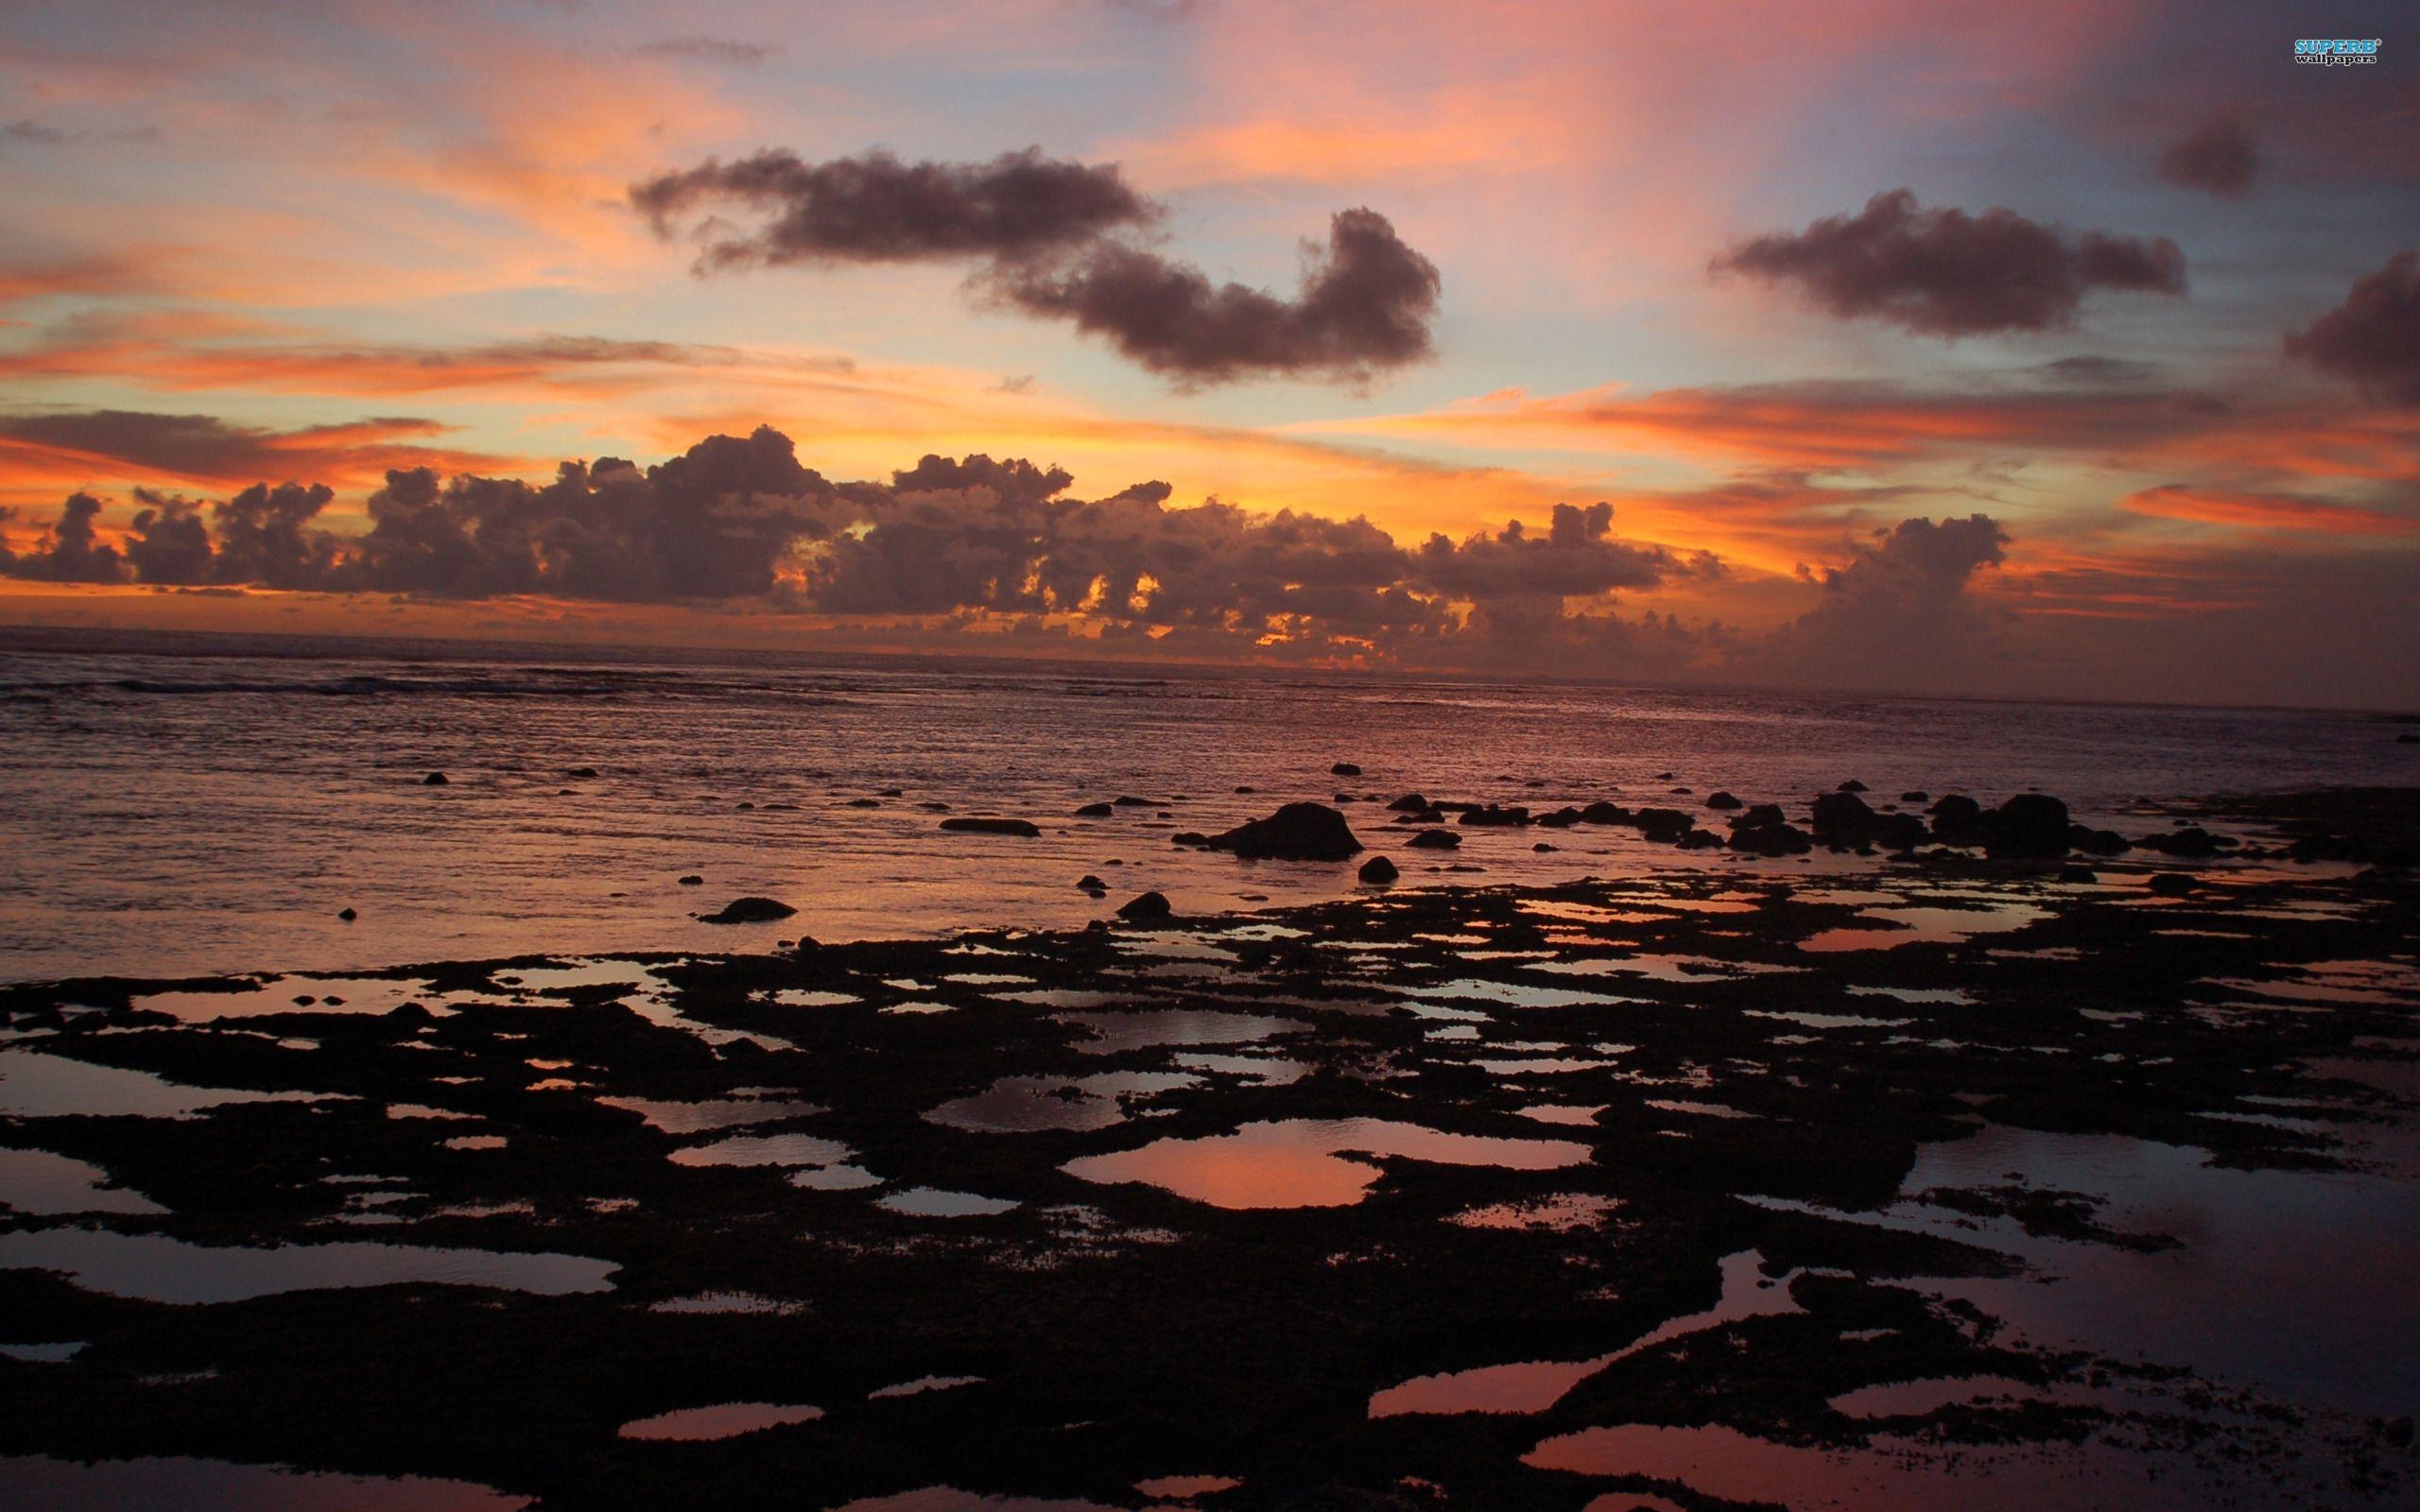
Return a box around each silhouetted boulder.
[1535,807,1582,828]
[1114,795,1155,807]
[564,766,598,779]
[1705,791,1742,810]
[2067,825,2130,856]
[1358,855,1399,885]
[1809,791,1879,847]
[1171,832,1211,847]
[1838,780,1868,793]
[1461,804,1532,827]
[1579,801,1632,825]
[1393,807,1445,825]
[1729,817,1812,855]
[677,875,703,886]
[2059,866,2099,884]
[1900,790,1928,804]
[941,817,1043,837]
[1979,794,2069,858]
[2137,826,2221,858]
[2146,872,2197,897]
[1076,874,1106,892]
[1076,802,1115,817]
[1737,803,1787,829]
[1387,793,1431,812]
[337,907,357,921]
[1634,807,1693,841]
[700,896,797,924]
[423,771,449,786]
[1928,794,1984,844]
[1408,829,1462,850]
[1873,813,1929,851]
[846,797,881,808]
[1116,891,1172,921]
[1207,802,1362,860]
[1331,762,1362,777]
[1677,829,1726,850]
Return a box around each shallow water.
[3,635,2408,982]
[0,1455,527,1511]
[1063,1118,1591,1210]
[0,1228,616,1303]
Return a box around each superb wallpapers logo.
[2295,38,2381,65]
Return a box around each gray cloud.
[631,36,780,64]
[1714,190,2187,337]
[1754,514,2011,680]
[987,208,1440,385]
[2286,249,2420,405]
[632,147,1156,270]
[2158,116,2260,198]
[633,148,1441,386]
[6,491,123,582]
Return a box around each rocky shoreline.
[0,789,2413,1509]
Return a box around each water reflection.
[1063,1119,1589,1210]
[0,1228,615,1302]
[618,1402,824,1441]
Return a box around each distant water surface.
[0,630,2409,981]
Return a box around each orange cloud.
[2118,485,2420,539]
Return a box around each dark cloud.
[1713,190,2187,337]
[5,492,124,582]
[988,209,1440,385]
[1756,514,2011,679]
[213,482,337,590]
[631,36,779,64]
[2158,116,2260,198]
[2286,250,2420,405]
[632,147,1155,270]
[1409,503,1679,600]
[126,490,216,584]
[0,408,487,485]
[2,118,64,146]
[633,148,1442,387]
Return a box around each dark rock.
[1116,891,1172,921]
[337,907,357,921]
[1654,771,1675,781]
[423,771,448,786]
[1535,807,1582,828]
[699,896,797,924]
[2401,734,2419,746]
[1076,874,1106,891]
[1357,855,1398,885]
[1677,829,1726,850]
[1873,813,1929,851]
[1331,762,1362,777]
[677,875,703,886]
[1392,808,1445,825]
[1578,801,1632,825]
[1668,786,1691,795]
[877,788,905,798]
[846,798,881,808]
[2059,866,2099,884]
[1982,794,2070,859]
[1076,802,1115,817]
[2147,872,2197,897]
[1900,790,1928,803]
[2067,825,2130,856]
[2383,1416,2414,1448]
[564,766,598,779]
[2137,826,2220,858]
[1838,780,1868,792]
[735,801,754,811]
[1809,791,1879,847]
[1407,829,1462,850]
[1704,791,1742,810]
[1737,803,1788,829]
[1206,802,1362,861]
[1460,804,1531,827]
[1728,811,1813,855]
[1387,793,1431,812]
[1634,807,1693,841]
[941,817,1043,837]
[1928,794,1984,844]
[1171,832,1211,847]
[1532,842,1556,852]
[1114,796,1155,807]
[1234,785,1256,794]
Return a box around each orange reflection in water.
[1062,1118,1589,1210]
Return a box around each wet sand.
[0,796,2414,1510]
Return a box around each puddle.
[1133,1475,1241,1499]
[0,1341,84,1362]
[1846,986,1976,1006]
[1410,982,1642,1010]
[0,1228,615,1302]
[598,1096,823,1134]
[870,1375,984,1399]
[877,1189,1020,1218]
[928,1072,1199,1133]
[0,1455,527,1509]
[0,1049,331,1119]
[770,989,859,1007]
[668,1133,855,1169]
[1058,1010,1307,1056]
[790,1166,885,1192]
[1064,1119,1589,1210]
[130,975,438,1022]
[1514,1105,1605,1127]
[0,1147,167,1215]
[1369,1251,1799,1417]
[1446,1192,1620,1232]
[1805,902,2048,954]
[618,1402,824,1441]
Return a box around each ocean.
[0,627,2409,982]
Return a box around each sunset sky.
[1,0,2413,706]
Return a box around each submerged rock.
[1704,791,1742,810]
[1459,804,1531,827]
[1207,802,1362,861]
[1357,855,1399,885]
[564,766,598,779]
[1407,829,1462,850]
[1075,802,1115,818]
[1331,762,1362,777]
[337,907,357,921]
[699,896,798,924]
[1076,874,1107,891]
[941,817,1043,838]
[677,875,703,886]
[423,771,449,786]
[1387,793,1431,812]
